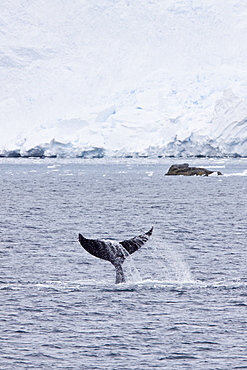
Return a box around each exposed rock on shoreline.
[165,163,223,176]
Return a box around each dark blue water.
[1,158,247,369]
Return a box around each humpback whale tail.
[78,227,153,284]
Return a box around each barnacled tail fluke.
[119,226,153,255]
[78,227,153,284]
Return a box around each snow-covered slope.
[1,0,247,157]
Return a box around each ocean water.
[1,158,246,370]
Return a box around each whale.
[78,227,153,284]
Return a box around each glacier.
[0,0,247,158]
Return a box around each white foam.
[224,169,247,176]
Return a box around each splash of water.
[150,242,194,283]
[124,255,143,283]
[116,244,143,283]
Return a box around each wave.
[224,169,247,176]
[1,277,247,293]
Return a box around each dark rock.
[77,148,105,158]
[6,150,21,158]
[22,147,45,158]
[165,163,223,176]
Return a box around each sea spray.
[124,255,143,283]
[150,242,193,283]
[118,244,143,283]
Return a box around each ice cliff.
[1,0,247,157]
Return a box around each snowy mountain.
[1,0,247,158]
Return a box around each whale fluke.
[119,226,153,254]
[78,227,153,284]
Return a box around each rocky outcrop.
[165,163,223,176]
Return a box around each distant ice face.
[1,1,247,157]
